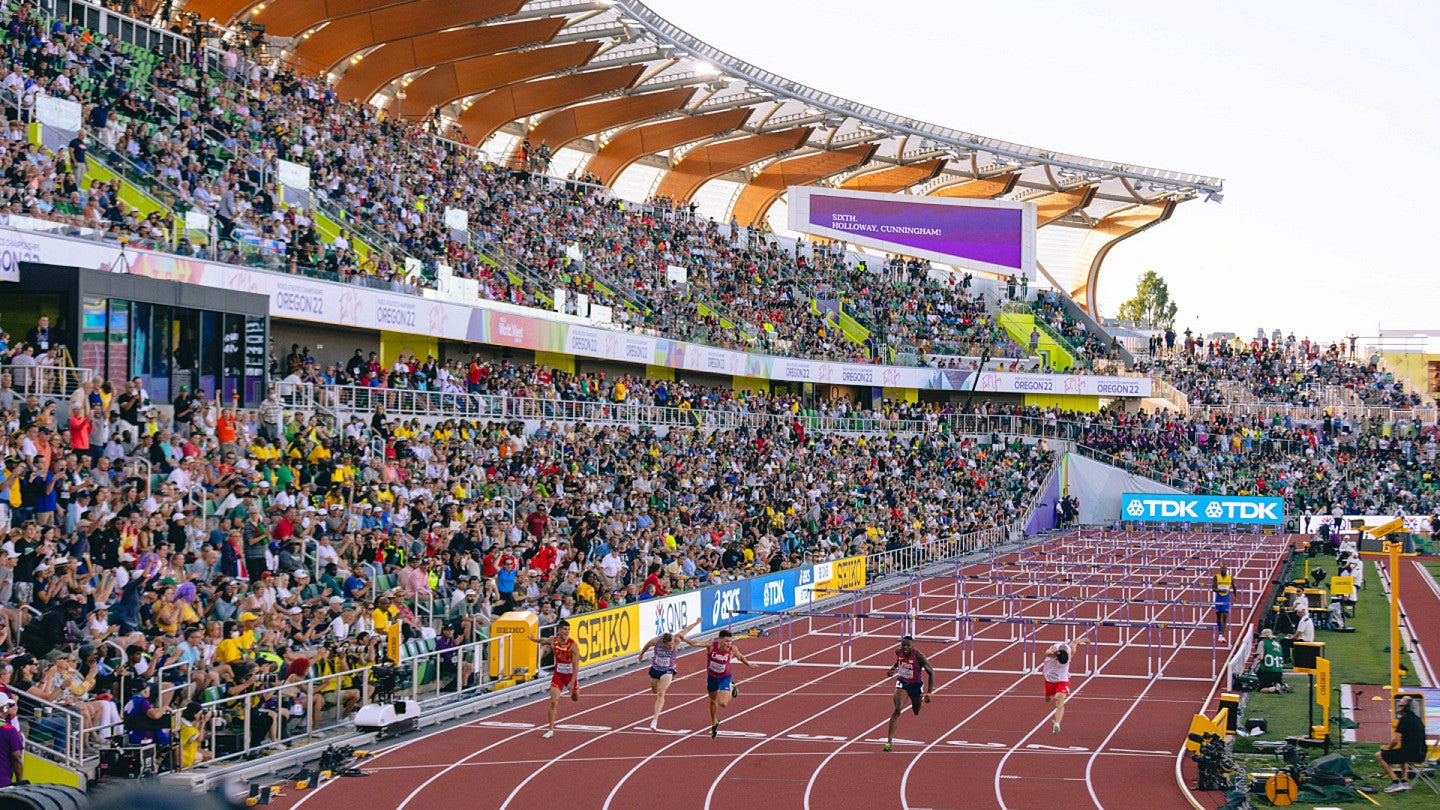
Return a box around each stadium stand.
[0,0,1434,792]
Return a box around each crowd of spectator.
[0,0,1437,776]
[1144,329,1426,410]
[0,322,1057,763]
[0,0,1053,370]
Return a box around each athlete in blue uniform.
[884,636,935,751]
[1213,565,1234,642]
[637,619,701,730]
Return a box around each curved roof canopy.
[195,0,1224,313]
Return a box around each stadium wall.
[1063,451,1183,525]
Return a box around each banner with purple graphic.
[788,187,1035,277]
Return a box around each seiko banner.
[1121,493,1285,525]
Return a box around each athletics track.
[276,531,1292,810]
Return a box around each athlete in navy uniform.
[884,635,935,751]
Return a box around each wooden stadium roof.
[184,0,1224,313]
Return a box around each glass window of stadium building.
[11,263,270,406]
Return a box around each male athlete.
[1212,565,1234,642]
[528,621,579,738]
[1042,636,1087,734]
[883,635,935,752]
[637,619,701,730]
[680,629,759,738]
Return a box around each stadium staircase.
[998,310,1075,370]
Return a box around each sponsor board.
[828,556,868,592]
[793,566,817,607]
[1302,514,1434,534]
[701,581,747,632]
[749,570,799,613]
[1120,493,1284,525]
[638,592,702,646]
[571,604,640,666]
[967,373,1152,398]
[0,225,1148,396]
[0,230,42,282]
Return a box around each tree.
[1117,269,1178,329]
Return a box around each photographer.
[177,701,211,768]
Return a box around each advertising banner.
[816,555,868,594]
[701,580,748,633]
[789,186,1036,278]
[637,592,703,646]
[443,207,468,232]
[1301,515,1433,535]
[1,225,1153,397]
[276,159,311,208]
[749,569,800,615]
[1121,493,1285,525]
[570,603,640,667]
[965,370,1152,398]
[35,96,82,131]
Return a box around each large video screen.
[787,186,1036,277]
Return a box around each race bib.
[556,662,573,674]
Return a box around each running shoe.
[1383,782,1410,794]
[731,684,740,698]
[883,742,892,752]
[711,723,719,739]
[649,719,659,731]
[542,730,554,739]
[1052,722,1061,735]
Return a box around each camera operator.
[177,701,212,768]
[1376,697,1427,793]
[313,642,362,715]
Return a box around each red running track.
[1394,557,1440,686]
[280,541,1279,810]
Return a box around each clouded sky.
[645,0,1438,344]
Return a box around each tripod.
[112,240,132,274]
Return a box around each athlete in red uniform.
[679,629,758,737]
[528,622,579,738]
[883,635,935,752]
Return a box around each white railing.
[42,0,191,58]
[321,385,941,435]
[191,632,512,769]
[13,690,89,771]
[9,364,94,401]
[1149,374,1192,414]
[862,526,1008,582]
[273,380,317,414]
[1190,402,1437,426]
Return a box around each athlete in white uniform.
[636,619,701,730]
[1042,637,1087,734]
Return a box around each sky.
[644,0,1439,345]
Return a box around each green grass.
[1236,561,1420,754]
[1422,561,1440,587]
[1235,744,1439,808]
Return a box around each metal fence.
[42,0,191,58]
[191,633,511,769]
[11,364,94,401]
